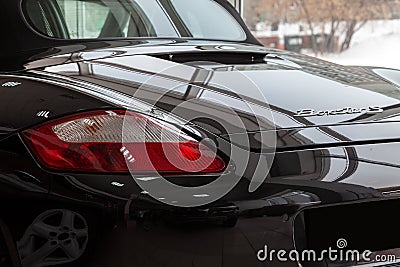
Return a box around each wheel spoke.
[75,229,88,238]
[61,211,75,229]
[22,241,58,267]
[31,222,58,239]
[61,239,81,259]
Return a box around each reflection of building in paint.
[255,27,339,52]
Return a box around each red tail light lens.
[22,110,225,174]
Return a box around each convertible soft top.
[0,0,258,71]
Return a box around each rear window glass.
[162,0,246,40]
[23,0,246,41]
[23,0,177,39]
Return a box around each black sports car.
[1,0,400,266]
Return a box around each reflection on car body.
[1,0,400,266]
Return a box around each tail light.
[22,110,225,174]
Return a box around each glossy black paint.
[1,1,400,267]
